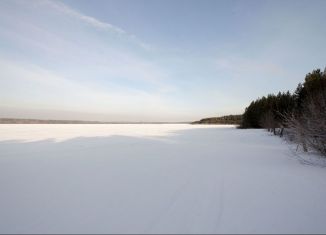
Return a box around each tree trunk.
[280,127,284,137]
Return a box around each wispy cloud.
[0,0,171,91]
[40,0,152,50]
[42,0,125,34]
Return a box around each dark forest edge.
[240,67,326,156]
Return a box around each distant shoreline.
[0,118,190,124]
[191,114,242,125]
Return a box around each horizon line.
[0,117,192,124]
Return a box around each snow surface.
[0,124,326,234]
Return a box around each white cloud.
[0,0,173,93]
[39,0,151,50]
[42,0,125,34]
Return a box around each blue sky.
[0,0,325,121]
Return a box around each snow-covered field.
[1,124,326,234]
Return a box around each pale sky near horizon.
[0,0,325,122]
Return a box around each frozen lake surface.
[0,124,326,233]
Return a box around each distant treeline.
[241,68,326,156]
[192,115,242,125]
[0,118,189,124]
[0,118,105,124]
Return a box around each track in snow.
[0,124,326,233]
